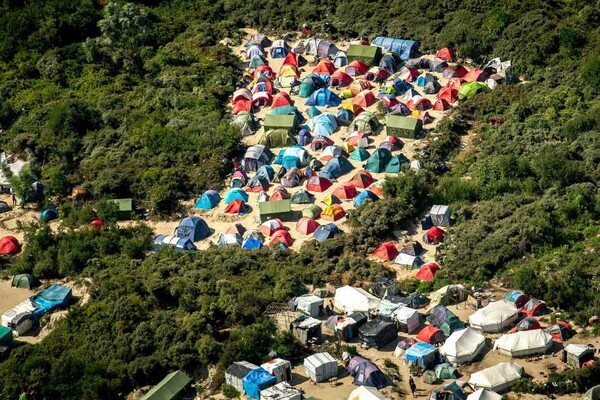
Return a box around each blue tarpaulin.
[242,368,277,399]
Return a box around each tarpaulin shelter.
[260,382,301,400]
[428,305,464,336]
[30,284,73,321]
[347,357,387,389]
[335,286,380,314]
[399,292,430,309]
[469,300,519,333]
[359,320,398,349]
[423,227,446,244]
[372,37,419,60]
[0,236,21,255]
[392,306,421,334]
[243,368,278,399]
[354,190,379,207]
[242,145,273,172]
[494,329,553,357]
[405,342,438,369]
[467,389,502,400]
[261,358,292,383]
[153,235,196,252]
[226,361,260,393]
[440,327,486,365]
[564,344,595,369]
[468,362,523,393]
[313,223,340,241]
[140,370,192,400]
[346,60,370,76]
[304,353,338,383]
[435,363,459,380]
[175,216,210,241]
[416,263,440,281]
[321,204,345,221]
[417,325,446,345]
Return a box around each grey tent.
[358,320,398,349]
[226,361,259,393]
[430,205,450,227]
[291,189,315,204]
[304,352,338,383]
[242,145,273,172]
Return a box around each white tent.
[393,253,423,269]
[261,358,292,383]
[430,205,450,227]
[283,146,310,166]
[494,329,553,357]
[440,327,486,365]
[304,352,338,383]
[468,362,524,393]
[260,382,302,400]
[392,306,421,334]
[467,388,502,400]
[348,386,389,400]
[334,286,380,314]
[296,294,324,317]
[216,233,243,247]
[469,300,518,333]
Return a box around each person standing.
[409,376,417,397]
[11,192,17,206]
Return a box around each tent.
[243,368,278,399]
[564,344,595,369]
[309,113,338,136]
[521,299,549,317]
[347,357,387,389]
[348,386,388,400]
[258,200,292,223]
[313,59,336,75]
[417,325,446,345]
[313,223,340,241]
[416,263,440,281]
[224,188,249,205]
[359,320,398,349]
[335,286,380,314]
[504,291,529,308]
[350,148,371,161]
[153,235,197,252]
[438,87,459,104]
[319,156,354,180]
[582,386,600,400]
[392,306,421,334]
[353,190,379,207]
[353,91,378,108]
[348,170,375,189]
[278,65,299,87]
[464,69,488,82]
[346,60,370,76]
[242,237,263,250]
[468,362,523,393]
[259,219,285,237]
[0,236,21,255]
[371,37,419,60]
[423,227,446,244]
[372,242,398,261]
[545,321,576,341]
[333,184,358,200]
[226,361,260,393]
[434,99,451,111]
[331,70,353,87]
[270,39,290,58]
[405,342,438,369]
[467,389,501,400]
[321,204,345,221]
[430,205,451,227]
[365,148,392,173]
[435,363,459,380]
[302,204,323,220]
[270,230,293,247]
[436,48,454,61]
[494,329,553,357]
[247,44,265,60]
[224,199,251,215]
[232,112,257,136]
[304,352,338,383]
[305,88,342,108]
[407,97,432,111]
[306,176,332,192]
[305,38,339,58]
[40,208,57,222]
[140,370,192,400]
[511,317,541,333]
[347,45,383,67]
[384,154,409,173]
[11,274,39,289]
[379,52,403,73]
[233,88,252,103]
[458,82,489,100]
[428,306,464,336]
[217,233,243,247]
[260,129,297,148]
[175,217,210,242]
[468,300,519,333]
[256,165,275,182]
[298,129,312,146]
[282,146,309,169]
[291,190,314,204]
[272,92,294,109]
[352,111,380,134]
[365,67,389,82]
[296,294,324,317]
[429,285,468,309]
[346,132,370,148]
[394,253,424,269]
[0,325,12,346]
[264,114,297,134]
[242,145,273,172]
[298,74,327,98]
[440,327,486,365]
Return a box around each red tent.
[272,92,293,109]
[345,60,369,76]
[332,184,358,200]
[348,170,374,189]
[224,199,250,214]
[296,217,320,235]
[435,47,454,61]
[90,219,105,228]
[331,70,353,87]
[547,321,576,341]
[380,96,398,108]
[510,317,541,333]
[417,325,446,344]
[438,87,458,104]
[407,97,432,110]
[270,189,290,201]
[400,67,420,82]
[313,59,336,75]
[270,229,294,247]
[252,92,272,106]
[463,69,488,82]
[259,219,284,237]
[372,242,399,261]
[416,262,440,281]
[423,227,446,244]
[232,100,252,115]
[0,236,20,255]
[433,99,450,111]
[254,65,275,79]
[232,89,252,103]
[349,78,373,94]
[521,299,550,317]
[446,78,465,90]
[306,176,333,192]
[352,91,378,107]
[282,52,299,68]
[345,132,370,147]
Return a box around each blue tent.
[40,208,57,222]
[307,106,321,118]
[313,223,340,241]
[305,88,342,107]
[319,156,354,180]
[353,190,379,207]
[153,235,197,252]
[225,188,249,204]
[270,41,290,58]
[405,342,438,368]
[298,129,312,146]
[416,75,428,87]
[195,190,220,210]
[337,109,354,124]
[432,382,466,400]
[308,113,338,137]
[372,37,419,60]
[175,216,210,241]
[243,368,277,399]
[242,237,263,250]
[31,284,73,321]
[385,154,409,173]
[348,359,387,389]
[256,165,275,182]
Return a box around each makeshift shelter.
[347,45,383,67]
[295,294,324,317]
[511,317,541,333]
[302,205,323,220]
[258,200,292,223]
[354,190,379,207]
[11,274,39,289]
[347,357,387,389]
[140,370,191,400]
[467,389,501,400]
[428,306,464,336]
[545,321,576,341]
[436,48,454,61]
[242,145,273,172]
[372,37,419,60]
[153,235,196,252]
[224,200,251,215]
[305,88,342,108]
[469,300,519,333]
[392,306,421,334]
[494,330,553,357]
[440,327,486,365]
[313,223,340,241]
[564,344,595,369]
[0,236,21,255]
[226,361,260,394]
[435,363,459,380]
[31,284,73,321]
[468,362,524,393]
[398,292,430,309]
[175,217,210,242]
[348,386,388,400]
[260,382,301,400]
[243,368,278,399]
[504,291,529,308]
[261,358,292,383]
[264,114,297,134]
[430,205,451,227]
[521,299,549,317]
[405,342,438,369]
[416,263,440,281]
[359,320,398,349]
[319,156,354,180]
[304,352,338,383]
[423,227,446,244]
[291,315,322,345]
[394,253,424,269]
[335,286,380,314]
[417,325,446,345]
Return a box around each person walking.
[409,376,417,397]
[11,192,17,206]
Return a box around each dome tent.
[0,236,21,255]
[174,216,211,241]
[195,190,220,210]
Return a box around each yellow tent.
[321,194,342,206]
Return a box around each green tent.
[386,115,423,138]
[434,363,459,380]
[350,148,370,161]
[302,205,323,219]
[264,114,297,133]
[385,154,409,173]
[11,274,40,289]
[365,148,392,173]
[141,370,192,400]
[352,111,380,134]
[259,129,297,148]
[458,81,489,100]
[258,199,292,223]
[423,370,438,385]
[109,198,133,220]
[0,325,13,346]
[582,385,600,400]
[347,44,382,66]
[440,316,465,336]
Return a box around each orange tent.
[352,91,378,107]
[369,180,385,197]
[438,87,458,104]
[407,97,432,111]
[259,219,284,236]
[224,199,250,214]
[332,184,358,200]
[313,59,336,75]
[296,217,320,235]
[272,92,294,108]
[417,326,446,344]
[416,262,441,281]
[349,78,373,95]
[282,52,299,68]
[435,47,454,61]
[372,242,398,261]
[345,132,370,147]
[463,69,487,82]
[446,78,465,90]
[347,170,374,188]
[321,204,345,221]
[433,99,450,111]
[270,189,290,201]
[270,229,294,247]
[254,64,275,79]
[306,176,333,192]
